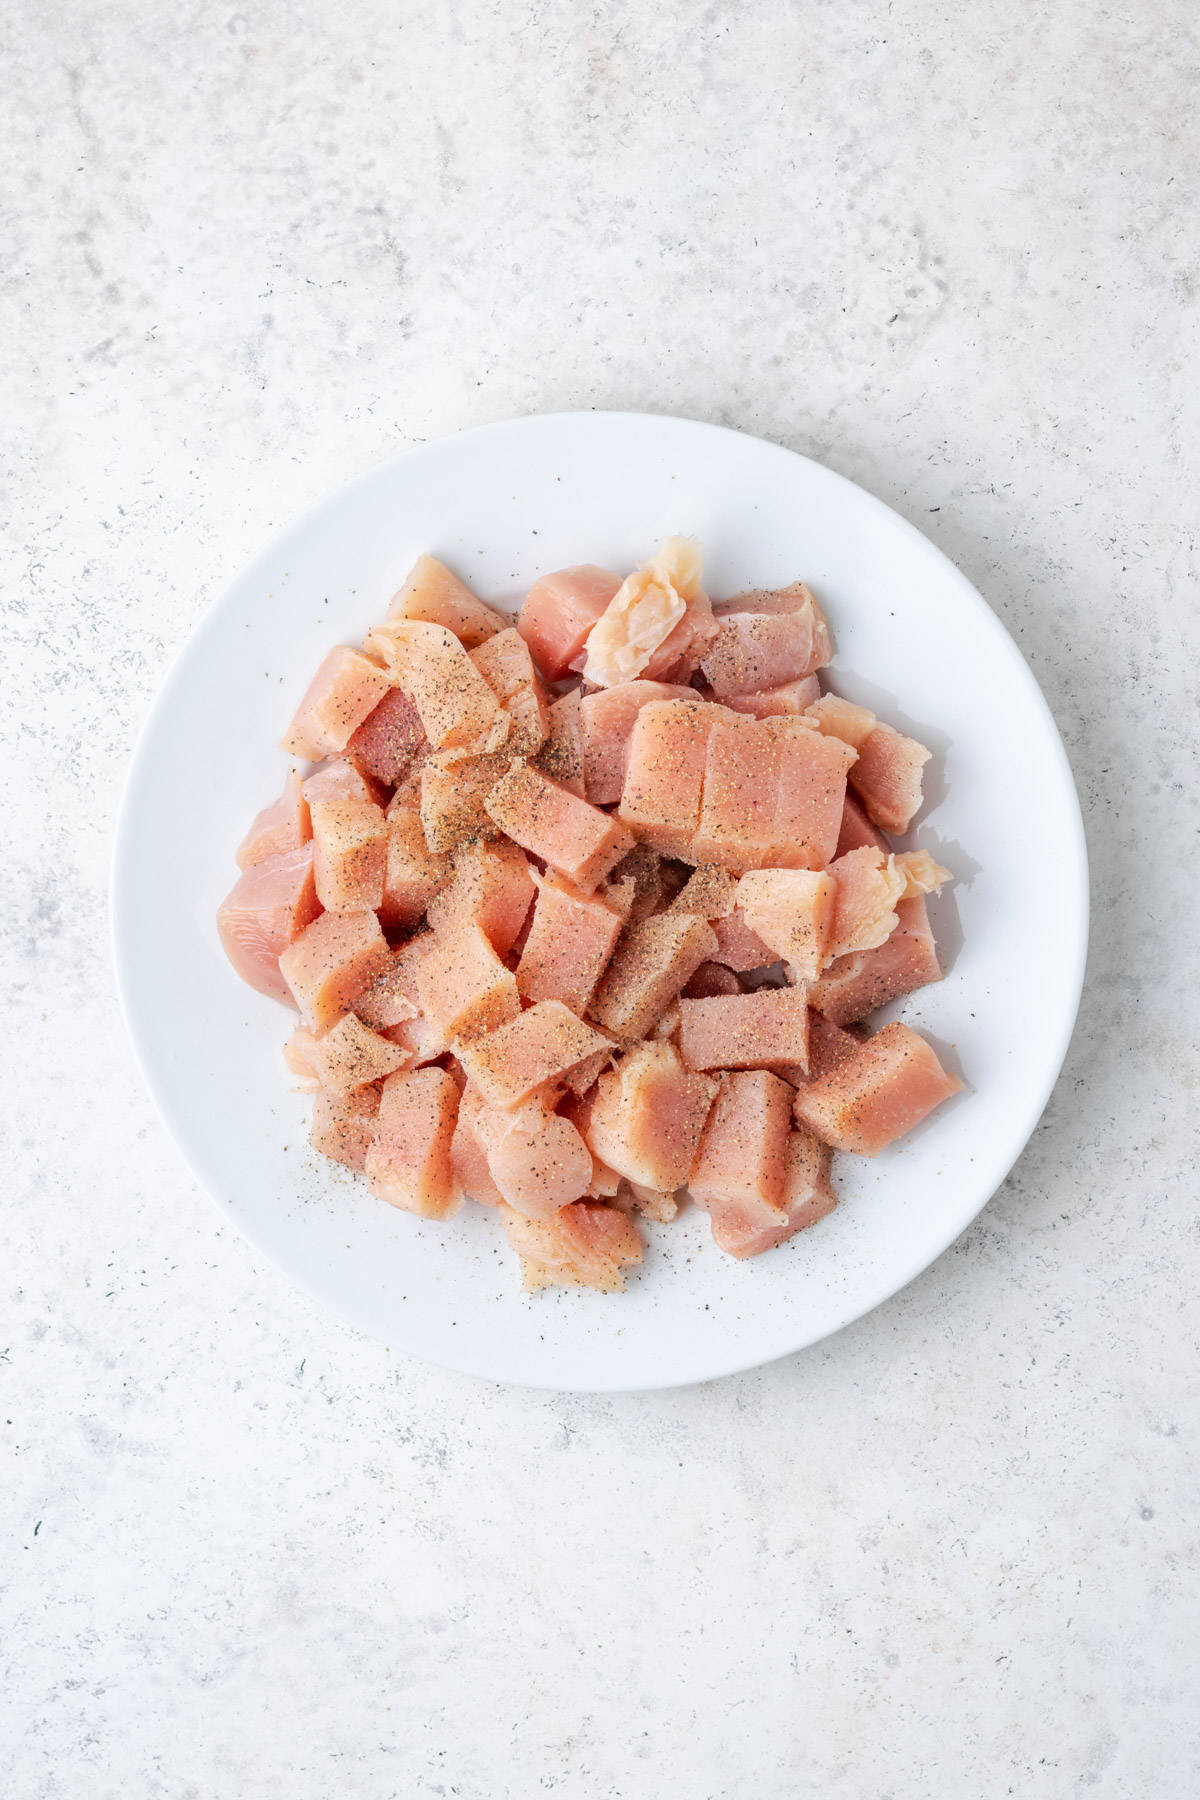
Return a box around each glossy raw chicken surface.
[216,539,963,1292]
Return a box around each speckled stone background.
[3,2,1198,1795]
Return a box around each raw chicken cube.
[279,906,392,1031]
[301,757,388,808]
[710,909,776,972]
[516,872,625,1012]
[385,553,507,647]
[835,793,889,856]
[378,805,452,930]
[280,646,394,761]
[584,1041,717,1192]
[808,895,943,1024]
[309,1084,381,1172]
[533,688,587,796]
[466,1094,595,1218]
[517,565,624,681]
[415,919,521,1042]
[791,1015,962,1155]
[706,1126,835,1258]
[677,987,810,1075]
[364,619,511,752]
[681,961,743,999]
[449,1085,507,1207]
[715,579,831,639]
[484,760,635,893]
[688,1068,794,1219]
[470,628,551,754]
[235,770,311,870]
[721,676,821,719]
[826,846,950,961]
[353,935,428,1030]
[308,1013,413,1090]
[589,913,718,1042]
[364,1066,462,1218]
[217,842,322,1003]
[283,1024,322,1088]
[850,722,932,834]
[736,868,836,980]
[701,610,827,697]
[765,716,859,870]
[498,1199,642,1291]
[694,712,782,869]
[804,692,876,750]
[426,838,535,959]
[580,539,699,687]
[455,999,613,1110]
[309,798,388,912]
[668,864,738,920]
[579,680,695,805]
[617,699,720,857]
[347,686,427,786]
[418,749,511,854]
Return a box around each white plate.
[113,412,1088,1391]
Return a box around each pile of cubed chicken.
[218,539,961,1292]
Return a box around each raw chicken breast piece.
[677,987,810,1075]
[385,553,507,648]
[579,680,695,805]
[765,716,859,870]
[735,868,836,981]
[516,872,625,1012]
[694,711,784,869]
[667,863,738,920]
[791,1015,962,1155]
[826,846,950,962]
[589,913,718,1043]
[533,688,587,796]
[688,1068,794,1221]
[280,646,394,761]
[808,895,942,1024]
[710,909,775,972]
[308,1012,413,1090]
[849,722,932,834]
[517,565,624,681]
[484,760,635,893]
[426,837,535,959]
[278,906,392,1031]
[721,676,821,718]
[353,935,428,1030]
[456,1000,613,1110]
[418,749,511,854]
[415,919,521,1042]
[449,1085,506,1207]
[470,628,551,755]
[580,538,700,688]
[301,757,388,808]
[701,610,827,698]
[236,770,311,870]
[583,1041,717,1192]
[310,798,388,913]
[347,686,427,787]
[498,1199,643,1291]
[706,1126,835,1258]
[309,1084,381,1172]
[469,1097,595,1218]
[681,961,743,999]
[835,793,889,856]
[364,1066,462,1219]
[804,692,876,750]
[618,699,722,858]
[365,619,511,753]
[217,842,322,1002]
[378,806,452,930]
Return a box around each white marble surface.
[3,2,1197,1794]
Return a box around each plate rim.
[111,409,1090,1390]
